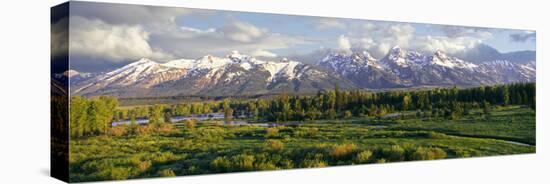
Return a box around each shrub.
[451,147,480,158]
[265,139,284,152]
[157,123,177,135]
[265,127,279,138]
[410,147,447,160]
[343,110,353,119]
[184,119,196,129]
[136,160,152,172]
[426,131,446,139]
[152,152,177,164]
[127,124,139,135]
[186,166,201,175]
[231,154,255,171]
[136,124,155,135]
[293,127,318,138]
[130,156,152,172]
[301,153,327,168]
[301,159,328,168]
[211,156,231,172]
[109,167,130,180]
[107,126,128,137]
[381,145,405,161]
[190,127,227,142]
[280,159,294,169]
[158,169,176,177]
[254,162,277,170]
[330,143,357,159]
[354,150,373,163]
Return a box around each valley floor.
[68,105,535,182]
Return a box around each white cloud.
[337,23,493,57]
[412,27,492,54]
[509,31,536,42]
[219,21,267,43]
[66,2,312,65]
[150,22,310,59]
[316,18,346,30]
[415,35,483,54]
[180,26,216,34]
[441,26,493,39]
[71,2,190,27]
[347,23,415,57]
[250,49,278,58]
[69,16,174,62]
[338,35,352,53]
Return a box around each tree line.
[229,82,535,122]
[69,83,535,138]
[69,96,118,138]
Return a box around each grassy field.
[69,105,535,182]
[385,106,536,145]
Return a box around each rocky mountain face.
[71,47,535,98]
[318,46,535,89]
[71,51,354,97]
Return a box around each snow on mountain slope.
[98,58,186,87]
[72,51,351,97]
[72,47,535,97]
[319,46,535,89]
[478,60,536,82]
[431,50,478,69]
[380,46,476,69]
[73,58,188,94]
[318,50,380,75]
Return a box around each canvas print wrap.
[51,1,536,182]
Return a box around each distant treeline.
[229,82,536,122]
[70,83,535,138]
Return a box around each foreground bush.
[301,153,328,168]
[265,127,279,138]
[381,145,406,161]
[410,147,447,160]
[157,169,176,177]
[354,150,373,163]
[107,126,128,137]
[265,140,284,152]
[183,119,196,129]
[231,154,256,171]
[330,143,357,159]
[211,156,231,172]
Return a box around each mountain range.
[68,47,536,98]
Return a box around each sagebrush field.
[67,83,535,182]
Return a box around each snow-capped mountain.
[72,51,353,97]
[477,60,536,83]
[319,46,536,89]
[318,50,404,88]
[72,47,535,98]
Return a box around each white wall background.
[0,0,547,183]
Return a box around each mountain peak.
[130,58,158,65]
[388,46,406,59]
[124,58,158,68]
[226,50,249,61]
[434,50,448,58]
[137,57,154,63]
[359,50,376,60]
[391,45,401,50]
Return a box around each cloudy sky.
[57,1,536,72]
